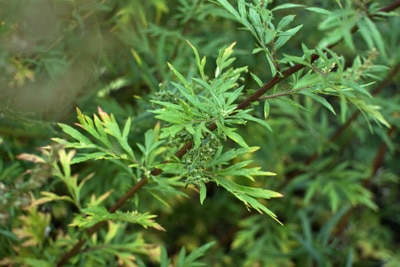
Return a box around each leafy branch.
[52,1,400,265]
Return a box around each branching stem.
[57,2,400,265]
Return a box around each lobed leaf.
[214,177,282,224]
[70,206,165,231]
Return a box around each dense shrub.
[1,0,400,266]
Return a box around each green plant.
[1,0,400,266]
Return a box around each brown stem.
[380,0,400,12]
[57,2,400,265]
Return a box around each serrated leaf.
[70,206,165,231]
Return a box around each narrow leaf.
[216,0,241,21]
[57,123,91,145]
[299,91,336,114]
[264,101,270,119]
[199,183,207,205]
[272,4,304,11]
[221,126,248,148]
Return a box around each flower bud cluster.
[154,89,179,105]
[183,135,219,186]
[167,129,192,148]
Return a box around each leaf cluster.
[0,0,399,266]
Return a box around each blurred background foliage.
[1,0,400,266]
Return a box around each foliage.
[1,0,400,266]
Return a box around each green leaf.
[57,123,92,145]
[219,125,248,148]
[187,40,207,80]
[265,52,277,77]
[359,16,387,59]
[160,246,171,267]
[299,91,336,114]
[207,146,257,167]
[199,183,207,205]
[23,259,53,267]
[215,0,241,21]
[216,42,237,77]
[156,163,184,174]
[318,9,354,31]
[339,94,348,122]
[176,242,216,267]
[214,160,276,181]
[343,27,355,51]
[304,162,378,212]
[239,112,272,132]
[250,72,263,87]
[93,114,110,144]
[138,128,165,167]
[272,3,304,12]
[305,7,331,15]
[263,101,270,119]
[214,177,282,224]
[167,62,190,89]
[238,0,246,20]
[348,98,390,128]
[277,15,295,31]
[318,206,350,245]
[282,54,312,67]
[70,151,110,164]
[70,206,165,231]
[275,24,303,50]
